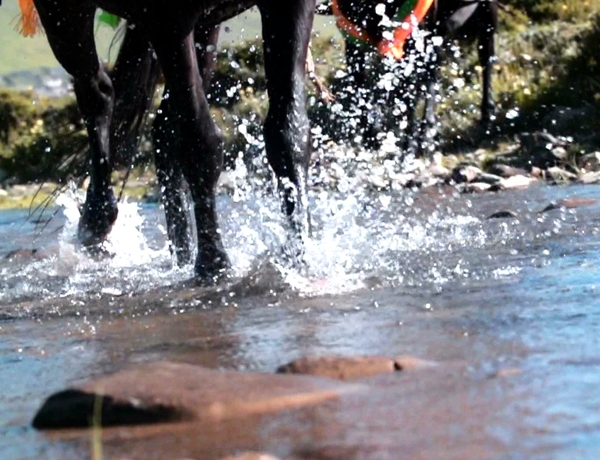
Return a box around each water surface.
[1,183,600,459]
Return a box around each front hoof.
[77,191,118,247]
[81,243,113,261]
[479,117,497,136]
[280,233,307,271]
[194,252,231,286]
[172,241,193,268]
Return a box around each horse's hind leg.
[150,32,229,281]
[153,25,220,266]
[257,0,315,259]
[34,2,117,248]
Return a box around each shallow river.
[1,182,600,459]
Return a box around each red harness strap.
[331,0,435,60]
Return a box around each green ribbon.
[394,0,420,23]
[340,1,420,49]
[98,10,121,29]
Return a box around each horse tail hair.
[109,24,162,168]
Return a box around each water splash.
[0,164,540,305]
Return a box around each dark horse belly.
[96,0,256,33]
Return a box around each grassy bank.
[1,5,600,208]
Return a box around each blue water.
[1,183,600,459]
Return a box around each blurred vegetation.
[503,0,600,24]
[1,0,600,184]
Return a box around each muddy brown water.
[1,183,600,459]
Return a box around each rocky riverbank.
[0,67,72,98]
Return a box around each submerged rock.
[33,361,357,429]
[277,355,398,380]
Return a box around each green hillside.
[0,4,338,74]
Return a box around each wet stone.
[393,356,439,370]
[579,171,600,184]
[3,248,46,262]
[476,172,504,185]
[498,175,538,190]
[277,355,398,380]
[518,132,572,169]
[546,166,578,183]
[487,210,518,219]
[33,361,356,429]
[578,152,600,172]
[451,165,482,184]
[458,182,492,193]
[487,163,530,178]
[540,197,598,213]
[530,166,544,178]
[429,164,451,179]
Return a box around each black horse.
[320,0,498,155]
[30,0,315,282]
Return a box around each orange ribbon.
[17,0,40,37]
[332,0,435,60]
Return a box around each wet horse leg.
[150,32,229,281]
[478,1,497,129]
[346,39,381,149]
[399,67,421,159]
[153,25,220,266]
[257,0,315,260]
[34,1,117,248]
[418,43,441,157]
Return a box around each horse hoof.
[194,253,230,285]
[279,233,307,272]
[82,243,114,261]
[172,244,193,268]
[78,190,118,247]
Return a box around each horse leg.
[478,1,498,129]
[150,33,229,281]
[345,39,380,148]
[153,25,220,266]
[34,2,117,248]
[153,96,192,266]
[419,44,441,157]
[399,69,421,159]
[257,0,315,260]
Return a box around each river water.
[1,181,600,459]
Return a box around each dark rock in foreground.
[33,361,358,429]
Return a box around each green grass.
[0,5,339,74]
